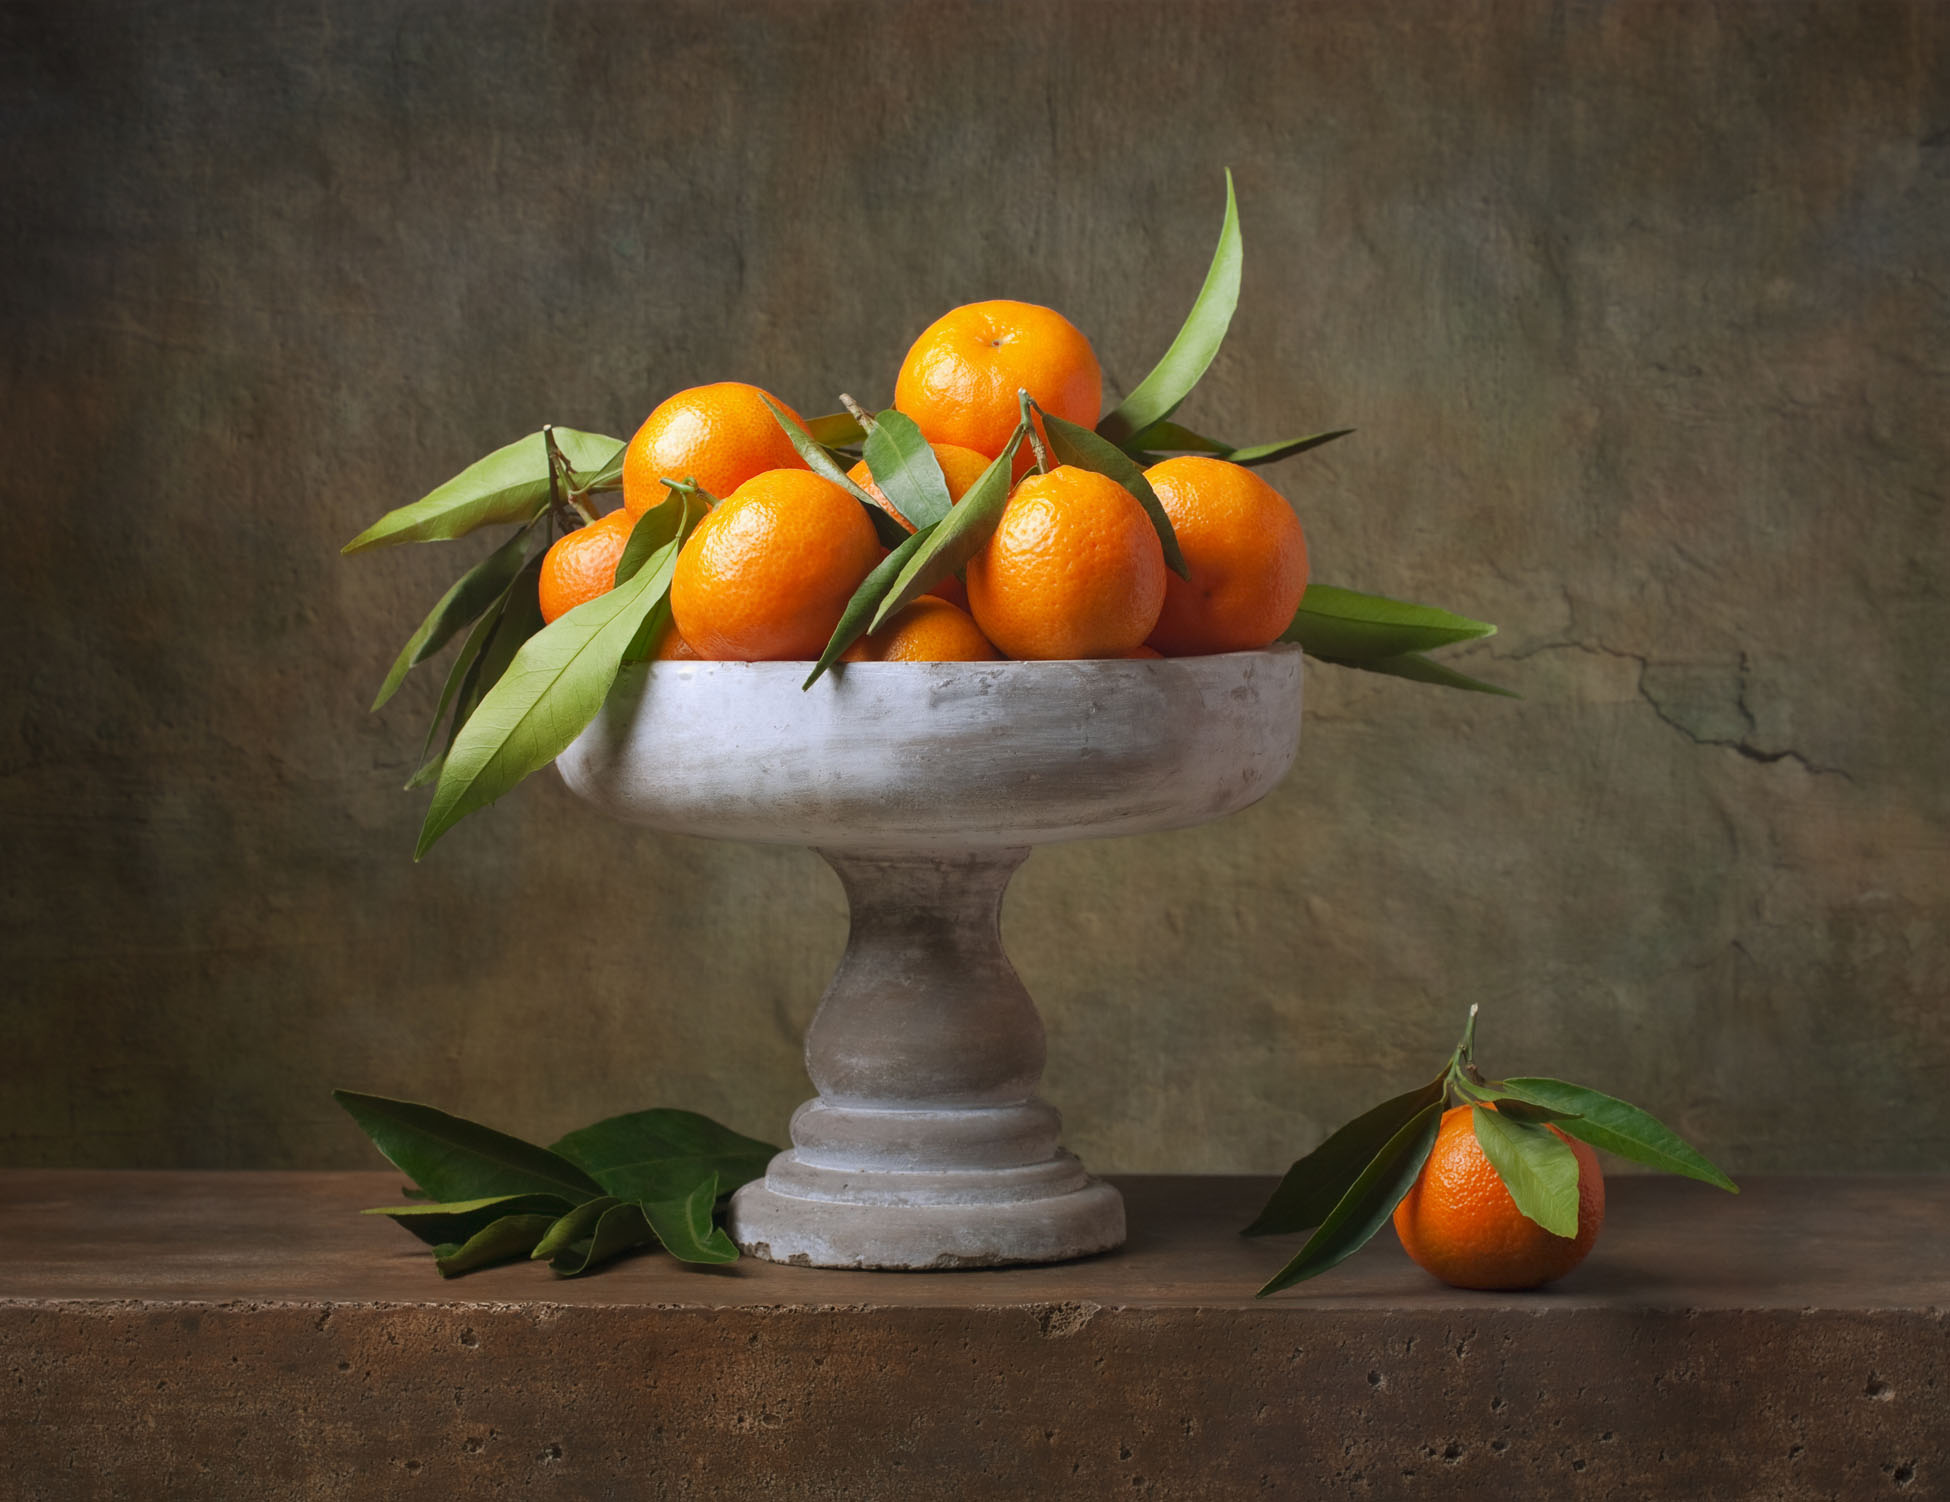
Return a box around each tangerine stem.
[541,425,591,530]
[838,394,878,436]
[1018,390,1052,473]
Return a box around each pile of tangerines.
[536,299,1309,667]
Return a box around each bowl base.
[728,1166,1125,1271]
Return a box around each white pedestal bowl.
[556,647,1305,1269]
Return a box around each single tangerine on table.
[1142,456,1310,656]
[537,507,635,625]
[621,382,809,519]
[841,597,996,663]
[965,465,1166,661]
[1392,1105,1606,1291]
[895,300,1102,462]
[670,469,883,661]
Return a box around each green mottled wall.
[4,1,1946,1172]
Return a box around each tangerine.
[537,508,635,625]
[1392,1105,1605,1290]
[841,597,996,663]
[895,301,1101,461]
[670,470,883,661]
[621,382,809,518]
[1142,457,1310,656]
[651,621,699,660]
[964,466,1166,660]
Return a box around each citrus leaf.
[529,1196,622,1260]
[403,587,506,790]
[332,1091,604,1204]
[433,1213,560,1277]
[1500,1078,1739,1192]
[550,1108,778,1202]
[1039,409,1189,578]
[363,1193,576,1247]
[861,408,952,529]
[1315,649,1519,698]
[1452,1081,1582,1125]
[1097,169,1241,445]
[1124,421,1354,468]
[1471,1106,1582,1238]
[760,395,910,547]
[576,447,627,496]
[342,429,623,553]
[453,554,547,719]
[641,1174,740,1264]
[1256,1099,1442,1297]
[370,524,536,712]
[414,534,682,858]
[549,1200,659,1277]
[804,411,868,448]
[867,430,1025,632]
[1281,585,1497,659]
[804,524,936,689]
[1243,1077,1445,1236]
[615,487,707,588]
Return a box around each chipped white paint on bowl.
[557,648,1305,1269]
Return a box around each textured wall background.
[3,1,1945,1174]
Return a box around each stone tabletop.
[5,1172,1946,1498]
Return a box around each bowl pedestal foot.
[728,847,1125,1270]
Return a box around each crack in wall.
[1507,640,1855,782]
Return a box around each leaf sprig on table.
[334,1091,777,1278]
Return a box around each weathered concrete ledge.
[4,1172,1944,1499]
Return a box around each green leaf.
[370,525,536,712]
[550,1108,778,1202]
[1471,1106,1582,1238]
[1314,650,1519,698]
[363,1193,575,1247]
[1039,410,1190,579]
[433,1213,559,1277]
[641,1174,740,1264]
[1124,421,1355,468]
[402,587,505,790]
[333,1091,604,1203]
[549,1200,659,1277]
[1243,1078,1445,1236]
[759,395,910,548]
[576,447,627,496]
[414,533,683,857]
[1097,170,1242,445]
[615,488,707,588]
[1500,1078,1739,1192]
[342,429,623,553]
[804,411,868,449]
[868,430,1026,633]
[530,1196,622,1260]
[803,524,936,688]
[1256,1100,1442,1297]
[1281,585,1497,659]
[861,409,952,529]
[404,554,549,791]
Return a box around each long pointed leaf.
[403,587,506,790]
[1097,170,1241,444]
[1243,1077,1445,1236]
[1125,421,1354,468]
[760,395,910,547]
[433,1213,559,1277]
[1281,584,1497,659]
[530,1196,622,1260]
[1316,650,1519,698]
[1256,1100,1442,1297]
[641,1174,739,1264]
[1501,1078,1739,1192]
[1039,410,1189,578]
[550,1108,778,1201]
[804,525,936,688]
[363,1193,575,1247]
[868,431,1025,632]
[861,409,952,529]
[804,411,867,449]
[1471,1107,1583,1237]
[343,429,623,553]
[549,1201,658,1277]
[371,524,536,711]
[614,489,706,588]
[414,535,682,857]
[332,1091,603,1204]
